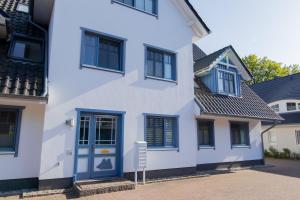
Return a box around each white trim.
[147,147,179,151]
[217,68,238,96]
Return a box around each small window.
[82,31,125,72]
[230,122,250,146]
[218,70,236,95]
[268,131,277,144]
[114,0,157,15]
[146,47,176,81]
[10,37,43,63]
[16,3,29,13]
[298,103,300,110]
[296,130,300,145]
[145,115,178,148]
[287,103,296,111]
[197,120,214,147]
[271,104,279,112]
[0,107,22,153]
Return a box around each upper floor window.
[230,122,250,147]
[10,37,43,63]
[114,0,158,15]
[218,70,236,95]
[146,47,176,82]
[145,115,178,148]
[81,30,125,73]
[296,130,300,145]
[287,102,296,111]
[271,104,279,112]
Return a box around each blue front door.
[75,114,121,180]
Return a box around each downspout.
[28,16,48,98]
[260,120,280,165]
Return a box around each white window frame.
[217,68,238,96]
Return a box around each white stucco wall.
[194,102,263,164]
[0,99,45,180]
[263,125,300,154]
[39,0,198,180]
[269,99,300,113]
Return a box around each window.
[218,70,236,95]
[146,47,176,81]
[268,131,277,145]
[114,0,157,15]
[197,120,214,147]
[82,31,125,72]
[79,116,90,145]
[16,3,29,13]
[10,37,43,63]
[287,103,296,111]
[296,130,300,145]
[0,107,23,154]
[271,104,279,112]
[230,122,250,146]
[145,115,178,148]
[298,103,300,110]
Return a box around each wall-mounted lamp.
[66,119,75,127]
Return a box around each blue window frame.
[0,106,24,156]
[145,114,178,148]
[9,35,44,63]
[145,46,177,82]
[197,120,215,148]
[81,29,126,73]
[217,69,236,95]
[113,0,158,16]
[230,122,250,147]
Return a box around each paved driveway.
[4,159,300,200]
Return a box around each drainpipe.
[28,16,48,98]
[261,120,280,165]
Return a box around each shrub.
[282,148,291,158]
[264,150,271,157]
[269,146,279,158]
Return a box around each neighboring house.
[193,45,281,169]
[0,0,280,192]
[251,74,300,155]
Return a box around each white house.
[252,74,300,156]
[0,0,281,192]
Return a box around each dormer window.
[9,36,44,63]
[218,70,236,95]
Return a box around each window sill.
[147,147,179,152]
[231,145,251,149]
[81,64,125,75]
[112,1,158,18]
[0,151,15,155]
[198,146,215,150]
[145,76,177,84]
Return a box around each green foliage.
[264,149,271,157]
[268,146,279,158]
[242,54,300,85]
[282,148,291,158]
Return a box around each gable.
[194,46,252,81]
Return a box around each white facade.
[39,0,199,180]
[0,98,45,180]
[269,99,300,113]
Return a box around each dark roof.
[194,79,282,121]
[263,112,300,126]
[0,0,46,99]
[251,73,300,103]
[194,45,252,78]
[185,0,211,34]
[193,44,206,61]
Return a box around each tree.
[242,54,300,85]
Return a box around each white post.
[135,170,138,185]
[143,168,146,185]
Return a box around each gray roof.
[263,112,300,126]
[0,0,46,98]
[193,44,206,61]
[251,73,300,103]
[193,45,252,78]
[195,79,282,121]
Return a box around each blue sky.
[191,0,300,65]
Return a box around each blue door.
[75,114,121,180]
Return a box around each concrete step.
[74,178,135,197]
